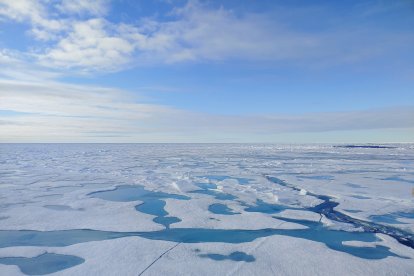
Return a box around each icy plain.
[0,143,413,275]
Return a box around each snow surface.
[0,143,413,275]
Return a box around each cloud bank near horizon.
[1,79,413,142]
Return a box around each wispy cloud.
[56,0,109,16]
[1,0,412,72]
[0,49,60,81]
[0,79,178,141]
[1,79,412,142]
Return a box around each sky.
[0,0,413,143]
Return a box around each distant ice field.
[0,143,413,275]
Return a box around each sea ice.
[0,143,413,275]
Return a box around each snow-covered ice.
[0,143,413,275]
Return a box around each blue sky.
[0,0,413,142]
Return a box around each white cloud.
[0,0,108,42]
[0,79,180,141]
[143,2,320,63]
[38,19,136,71]
[0,1,412,143]
[0,0,64,33]
[0,49,60,80]
[2,0,412,72]
[1,79,413,142]
[143,1,414,66]
[24,1,323,70]
[0,79,172,118]
[56,0,109,16]
[0,0,45,23]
